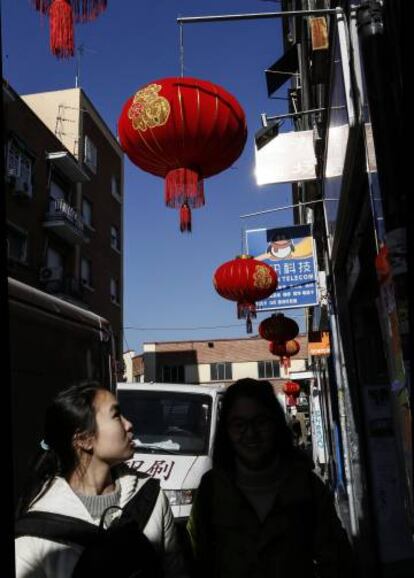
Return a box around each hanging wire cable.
[123,310,309,333]
[179,22,185,77]
[123,327,132,352]
[124,323,246,332]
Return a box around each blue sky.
[3,0,306,352]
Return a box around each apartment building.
[125,335,311,393]
[4,82,124,365]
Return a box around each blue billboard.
[245,224,319,310]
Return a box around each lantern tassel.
[237,302,257,320]
[180,203,192,233]
[282,356,291,374]
[246,314,253,334]
[165,168,205,209]
[49,0,75,58]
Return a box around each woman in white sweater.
[15,382,187,578]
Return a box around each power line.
[123,312,308,333]
[123,324,247,332]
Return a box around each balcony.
[39,270,86,303]
[43,199,85,244]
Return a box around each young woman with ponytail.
[15,382,188,578]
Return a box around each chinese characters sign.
[130,459,175,481]
[245,224,318,310]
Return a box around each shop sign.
[308,331,331,356]
[246,224,319,310]
[254,130,317,185]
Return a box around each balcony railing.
[43,199,85,244]
[41,273,86,302]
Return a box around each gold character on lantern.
[128,84,170,132]
[253,265,274,289]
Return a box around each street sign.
[245,224,319,310]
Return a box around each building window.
[110,278,120,304]
[81,257,92,287]
[111,175,121,201]
[82,198,93,228]
[49,179,68,202]
[162,365,185,383]
[7,224,28,263]
[6,140,32,196]
[258,361,280,379]
[210,362,232,381]
[41,247,64,282]
[110,225,121,251]
[84,135,97,173]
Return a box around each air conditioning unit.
[7,167,19,178]
[39,266,63,283]
[7,167,18,187]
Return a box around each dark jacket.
[187,455,354,578]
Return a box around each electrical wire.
[123,310,309,333]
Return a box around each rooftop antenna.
[75,44,97,88]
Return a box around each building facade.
[4,83,124,367]
[265,1,411,575]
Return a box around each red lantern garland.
[118,77,247,232]
[269,339,300,371]
[259,314,300,373]
[213,255,277,333]
[283,380,301,407]
[258,313,299,343]
[31,0,107,58]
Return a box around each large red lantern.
[118,77,247,232]
[258,313,299,343]
[31,1,107,58]
[213,255,277,333]
[283,380,301,407]
[270,339,301,371]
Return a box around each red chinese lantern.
[258,313,299,343]
[283,380,301,407]
[213,255,277,333]
[31,1,107,58]
[118,77,247,232]
[270,339,300,371]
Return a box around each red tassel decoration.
[32,1,107,22]
[165,168,205,209]
[180,203,192,233]
[237,302,257,320]
[49,0,75,58]
[31,1,107,59]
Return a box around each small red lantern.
[270,339,301,371]
[283,380,301,407]
[31,1,107,58]
[213,255,277,333]
[375,244,391,284]
[118,77,247,232]
[258,313,299,343]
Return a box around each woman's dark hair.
[16,382,105,517]
[213,378,294,472]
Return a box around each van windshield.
[118,390,212,456]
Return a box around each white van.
[116,382,226,522]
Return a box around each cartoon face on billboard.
[267,236,295,259]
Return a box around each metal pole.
[240,199,337,219]
[265,107,327,122]
[177,8,341,25]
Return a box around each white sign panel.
[325,124,349,178]
[255,130,317,185]
[310,392,327,465]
